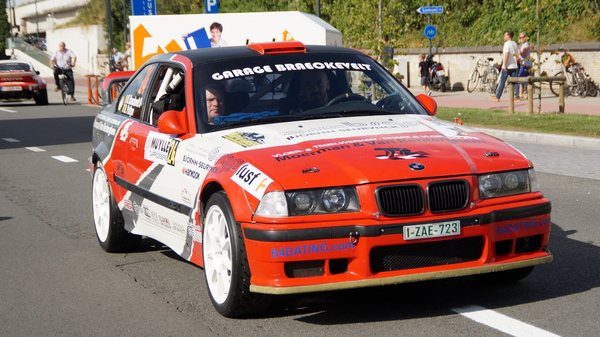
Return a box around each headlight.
[255,187,359,217]
[479,169,533,199]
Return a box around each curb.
[474,128,600,150]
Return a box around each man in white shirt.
[491,31,519,102]
[50,42,77,101]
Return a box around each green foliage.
[436,107,600,138]
[0,6,11,59]
[67,0,600,52]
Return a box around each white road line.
[25,147,46,152]
[52,155,78,163]
[0,108,17,113]
[2,138,20,142]
[453,305,561,337]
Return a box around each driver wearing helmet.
[298,70,330,111]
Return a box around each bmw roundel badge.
[409,162,425,171]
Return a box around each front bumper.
[243,199,552,295]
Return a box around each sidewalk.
[409,87,600,115]
[409,87,600,150]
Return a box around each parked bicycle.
[466,56,500,94]
[548,49,587,98]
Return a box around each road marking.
[0,108,17,113]
[453,305,561,337]
[52,155,78,163]
[25,147,46,152]
[2,138,20,142]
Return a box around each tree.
[0,5,12,59]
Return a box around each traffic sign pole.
[416,6,444,56]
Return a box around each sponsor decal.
[211,62,373,81]
[182,155,212,171]
[375,147,429,160]
[273,135,486,162]
[182,167,202,180]
[118,120,134,142]
[123,199,134,211]
[144,131,180,166]
[187,224,203,243]
[271,242,354,258]
[496,218,550,235]
[231,163,273,200]
[181,188,192,205]
[211,154,244,174]
[222,132,265,148]
[93,119,117,136]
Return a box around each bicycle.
[466,56,498,93]
[58,73,70,105]
[548,50,587,98]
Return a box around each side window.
[145,66,186,126]
[115,65,156,120]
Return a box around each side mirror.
[416,94,437,115]
[157,109,188,135]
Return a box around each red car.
[0,60,48,105]
[90,42,552,317]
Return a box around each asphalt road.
[1,93,599,336]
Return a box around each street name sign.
[416,6,444,14]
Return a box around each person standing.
[418,53,429,95]
[117,42,131,71]
[518,33,533,98]
[490,31,519,102]
[50,41,77,101]
[110,48,124,71]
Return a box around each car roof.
[148,42,367,67]
[0,60,33,65]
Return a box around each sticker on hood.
[231,163,273,200]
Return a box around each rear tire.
[34,89,48,105]
[473,266,534,284]
[588,81,598,97]
[549,71,575,97]
[484,68,499,94]
[202,191,271,317]
[92,163,141,253]
[440,83,447,92]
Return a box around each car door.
[115,63,190,253]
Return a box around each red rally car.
[90,41,552,317]
[0,60,48,105]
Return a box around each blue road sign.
[205,0,219,14]
[424,25,437,39]
[131,0,157,15]
[416,6,444,14]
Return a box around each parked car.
[90,41,552,317]
[0,60,48,105]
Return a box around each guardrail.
[506,76,566,114]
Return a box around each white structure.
[129,11,342,69]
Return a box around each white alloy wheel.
[92,167,111,243]
[203,204,233,304]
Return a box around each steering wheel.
[325,93,369,106]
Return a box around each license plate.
[436,70,445,77]
[1,86,23,91]
[403,220,460,240]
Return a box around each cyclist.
[50,41,77,101]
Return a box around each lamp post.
[35,0,39,39]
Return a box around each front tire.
[466,71,479,93]
[92,163,141,253]
[202,191,270,317]
[549,71,575,97]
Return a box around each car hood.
[211,115,531,190]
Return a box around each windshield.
[0,63,33,72]
[194,53,429,131]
